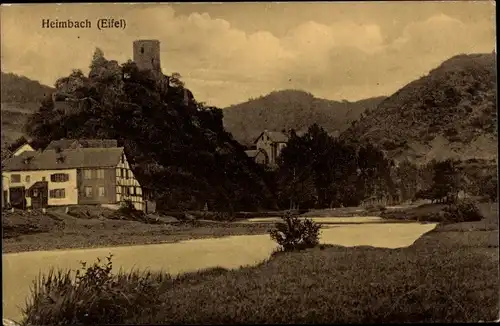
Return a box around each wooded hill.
[223,89,386,146]
[340,53,497,164]
[25,50,275,212]
[1,72,54,146]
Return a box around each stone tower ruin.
[133,40,161,72]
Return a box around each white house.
[248,130,289,167]
[2,141,145,211]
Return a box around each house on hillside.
[246,130,289,167]
[2,143,145,211]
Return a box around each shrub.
[22,254,162,325]
[365,203,387,212]
[481,177,498,202]
[269,211,321,251]
[443,198,484,223]
[114,200,146,221]
[202,211,235,222]
[119,200,137,214]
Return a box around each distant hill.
[1,72,54,147]
[340,53,497,164]
[222,89,386,146]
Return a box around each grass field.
[18,203,499,324]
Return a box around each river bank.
[1,205,390,254]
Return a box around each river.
[2,218,437,322]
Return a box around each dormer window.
[23,157,34,165]
[56,155,66,164]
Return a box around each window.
[116,186,121,194]
[98,186,105,197]
[122,186,129,196]
[136,187,142,196]
[84,186,93,198]
[125,170,129,179]
[51,173,69,182]
[11,174,20,183]
[84,169,92,180]
[96,169,105,179]
[25,175,30,183]
[50,189,66,198]
[129,186,135,195]
[140,46,144,54]
[121,168,125,178]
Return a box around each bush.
[119,200,137,214]
[201,211,235,222]
[481,177,498,202]
[22,254,162,325]
[443,198,484,223]
[269,211,321,251]
[114,200,146,221]
[365,203,386,212]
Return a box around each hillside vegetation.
[223,90,386,145]
[341,53,497,164]
[1,72,54,146]
[24,49,275,212]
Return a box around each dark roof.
[244,149,267,158]
[244,150,259,158]
[45,139,79,151]
[29,181,48,190]
[78,139,118,148]
[2,147,124,172]
[45,139,118,151]
[7,136,33,153]
[253,131,289,144]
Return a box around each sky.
[0,2,496,108]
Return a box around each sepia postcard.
[1,2,498,325]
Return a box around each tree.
[89,47,107,71]
[429,159,461,203]
[356,143,394,205]
[276,129,316,209]
[480,174,498,202]
[277,124,376,209]
[169,72,185,88]
[395,160,419,202]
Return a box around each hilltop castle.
[131,39,193,107]
[133,39,162,73]
[53,40,194,114]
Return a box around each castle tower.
[133,40,161,72]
